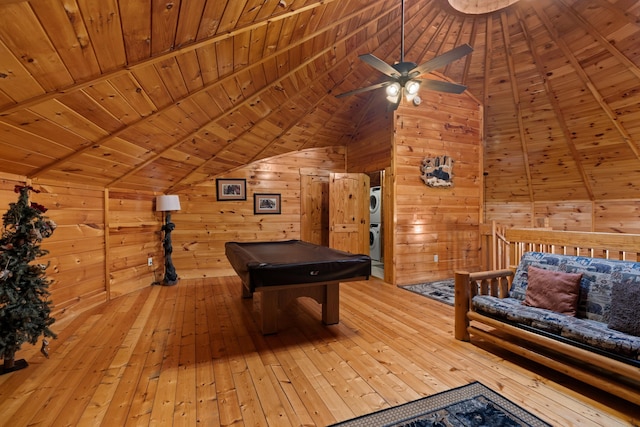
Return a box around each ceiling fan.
[335,0,473,109]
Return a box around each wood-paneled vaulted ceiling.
[0,0,639,201]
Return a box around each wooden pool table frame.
[242,277,365,335]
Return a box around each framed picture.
[254,193,281,214]
[216,178,246,201]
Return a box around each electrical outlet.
[433,254,438,262]
[147,257,153,266]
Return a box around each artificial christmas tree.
[0,185,57,374]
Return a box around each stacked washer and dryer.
[369,186,382,262]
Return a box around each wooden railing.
[481,222,640,270]
[479,221,509,270]
[506,228,640,264]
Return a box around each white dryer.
[369,223,382,261]
[369,186,382,224]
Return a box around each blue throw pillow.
[608,281,640,337]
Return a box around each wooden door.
[329,173,369,254]
[383,166,393,284]
[300,172,329,246]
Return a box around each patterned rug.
[401,279,455,306]
[329,381,551,427]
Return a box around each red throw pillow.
[523,265,582,316]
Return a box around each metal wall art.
[420,155,454,187]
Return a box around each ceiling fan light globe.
[405,80,420,95]
[386,82,401,97]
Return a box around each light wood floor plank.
[210,277,245,426]
[127,284,179,425]
[102,286,165,425]
[78,285,161,426]
[0,313,102,421]
[194,280,219,426]
[150,285,186,425]
[0,277,638,427]
[174,282,199,425]
[29,291,147,426]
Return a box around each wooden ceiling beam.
[166,4,406,191]
[34,0,393,184]
[0,0,340,117]
[412,11,452,67]
[111,1,400,190]
[558,0,640,80]
[531,1,640,162]
[513,7,594,201]
[482,14,491,183]
[268,6,442,165]
[499,11,534,203]
[444,16,469,76]
[589,0,640,27]
[460,17,478,85]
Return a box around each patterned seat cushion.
[473,296,570,334]
[561,316,640,360]
[472,295,640,361]
[472,252,640,362]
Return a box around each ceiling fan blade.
[421,79,467,94]
[359,53,400,78]
[409,44,473,77]
[334,81,390,98]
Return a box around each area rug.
[329,381,551,427]
[401,279,455,306]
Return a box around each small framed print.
[254,193,281,214]
[216,178,246,201]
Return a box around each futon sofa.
[455,251,640,405]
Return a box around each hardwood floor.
[1,276,638,426]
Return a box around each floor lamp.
[156,195,181,286]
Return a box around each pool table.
[225,240,371,334]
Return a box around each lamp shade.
[156,195,181,212]
[405,80,420,96]
[385,82,401,97]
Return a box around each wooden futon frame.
[455,228,640,405]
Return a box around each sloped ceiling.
[0,0,639,201]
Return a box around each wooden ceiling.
[0,0,639,201]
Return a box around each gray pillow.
[608,281,640,336]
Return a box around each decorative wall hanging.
[420,155,454,187]
[216,178,246,201]
[254,193,281,214]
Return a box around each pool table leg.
[260,291,279,335]
[322,282,339,325]
[256,281,342,334]
[242,284,252,298]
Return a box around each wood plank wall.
[391,91,483,286]
[172,147,347,280]
[0,148,347,323]
[0,173,164,321]
[107,190,163,298]
[485,200,640,234]
[346,97,393,173]
[7,93,636,326]
[37,181,107,315]
[344,85,483,286]
[0,175,106,318]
